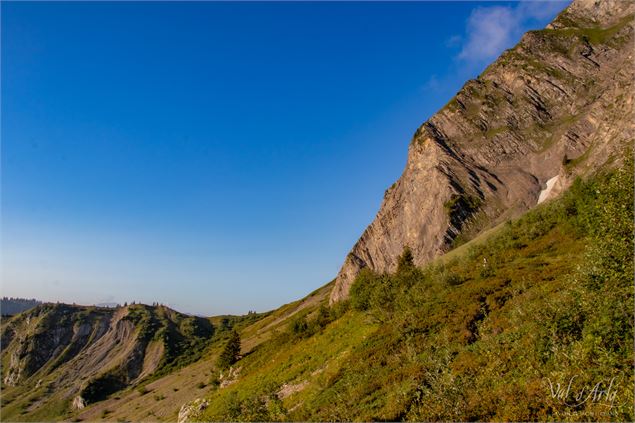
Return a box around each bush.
[350,268,380,311]
[290,315,309,336]
[209,376,220,389]
[315,305,332,329]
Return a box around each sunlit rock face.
[330,0,634,303]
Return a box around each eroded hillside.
[0,303,215,421]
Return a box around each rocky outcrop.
[72,395,86,410]
[219,365,241,388]
[277,380,309,399]
[178,398,209,423]
[330,0,634,303]
[1,304,105,386]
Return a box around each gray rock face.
[330,0,634,303]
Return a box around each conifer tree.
[397,245,415,273]
[217,330,241,370]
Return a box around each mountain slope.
[189,155,633,422]
[1,1,632,421]
[71,284,333,422]
[0,303,214,421]
[330,0,634,303]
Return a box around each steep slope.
[66,154,631,422]
[330,0,634,302]
[0,303,214,421]
[188,156,633,422]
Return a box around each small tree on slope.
[217,330,241,370]
[397,245,415,273]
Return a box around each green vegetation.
[543,14,633,47]
[217,330,241,370]
[126,305,215,382]
[197,156,633,422]
[82,373,127,403]
[444,193,483,238]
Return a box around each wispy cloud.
[456,1,569,66]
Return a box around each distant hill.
[1,297,42,316]
[0,302,218,420]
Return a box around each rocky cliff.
[330,0,634,303]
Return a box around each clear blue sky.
[1,1,567,315]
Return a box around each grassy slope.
[71,283,333,421]
[193,156,633,422]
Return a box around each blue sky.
[1,1,568,315]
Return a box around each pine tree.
[217,330,241,370]
[397,245,415,273]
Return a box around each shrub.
[209,376,220,389]
[290,315,309,336]
[350,268,380,311]
[81,373,126,404]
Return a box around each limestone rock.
[330,0,634,303]
[178,398,208,423]
[72,396,86,410]
[219,365,241,388]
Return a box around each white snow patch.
[537,175,559,204]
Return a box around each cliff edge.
[330,0,634,303]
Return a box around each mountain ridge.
[329,0,634,303]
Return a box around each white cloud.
[458,6,518,63]
[456,1,569,66]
